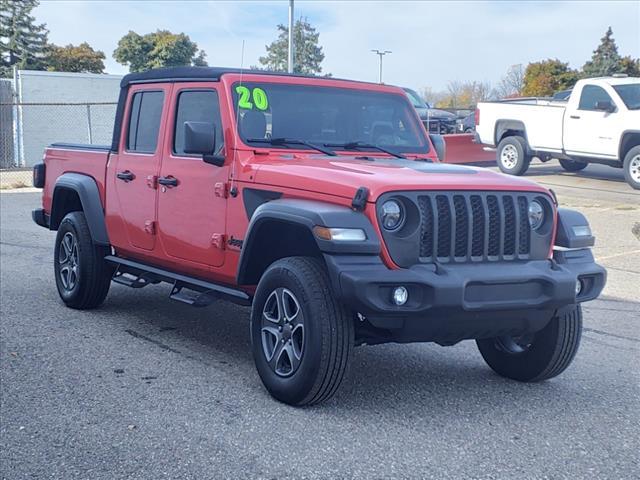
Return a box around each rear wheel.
[250,257,354,406]
[559,159,588,172]
[54,211,112,309]
[476,305,582,382]
[497,135,531,176]
[623,146,640,190]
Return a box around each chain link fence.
[0,101,116,189]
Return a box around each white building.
[12,70,123,167]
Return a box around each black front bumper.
[324,249,606,344]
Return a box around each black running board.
[105,256,251,306]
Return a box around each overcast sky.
[34,0,640,91]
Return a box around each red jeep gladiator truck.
[32,67,606,406]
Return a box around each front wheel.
[476,305,582,382]
[559,158,588,172]
[623,146,640,190]
[497,136,531,176]
[250,257,354,406]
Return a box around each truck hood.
[251,154,549,201]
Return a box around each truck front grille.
[417,192,533,262]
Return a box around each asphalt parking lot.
[1,161,638,479]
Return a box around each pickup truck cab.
[32,67,606,406]
[476,76,640,189]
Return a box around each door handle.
[569,115,580,119]
[158,176,179,187]
[116,170,135,182]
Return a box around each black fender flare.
[51,173,110,246]
[237,199,380,285]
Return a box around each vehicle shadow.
[99,283,595,419]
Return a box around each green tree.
[0,0,49,77]
[619,56,640,77]
[45,42,105,73]
[582,27,622,77]
[522,59,578,97]
[113,30,208,73]
[258,18,325,75]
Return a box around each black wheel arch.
[50,173,110,246]
[619,130,640,161]
[237,199,380,285]
[495,120,530,151]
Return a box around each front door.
[564,85,619,158]
[110,84,171,251]
[156,85,228,267]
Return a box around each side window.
[578,85,613,111]
[127,91,164,153]
[173,90,224,156]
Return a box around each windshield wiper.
[247,137,337,156]
[323,141,406,159]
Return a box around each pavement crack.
[583,327,640,343]
[0,240,48,250]
[125,329,182,354]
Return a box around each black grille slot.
[411,192,537,263]
[470,195,485,257]
[453,195,468,257]
[503,196,516,256]
[518,196,530,254]
[436,195,452,257]
[418,196,434,258]
[487,195,500,256]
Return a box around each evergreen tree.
[258,18,325,75]
[0,0,49,77]
[582,27,622,77]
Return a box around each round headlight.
[381,200,404,231]
[528,200,544,229]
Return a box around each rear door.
[110,84,171,251]
[563,84,619,158]
[156,84,229,268]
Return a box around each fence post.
[86,104,93,144]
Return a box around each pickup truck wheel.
[559,159,588,172]
[250,257,354,406]
[497,136,531,176]
[54,211,112,309]
[476,305,582,382]
[623,146,640,190]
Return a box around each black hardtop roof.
[120,66,370,88]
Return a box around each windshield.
[233,82,429,155]
[613,84,640,110]
[403,87,428,109]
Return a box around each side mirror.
[183,121,224,166]
[429,133,446,161]
[595,100,615,113]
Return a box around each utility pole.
[371,49,391,84]
[288,0,294,73]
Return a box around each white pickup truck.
[475,76,640,189]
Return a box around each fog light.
[392,286,408,306]
[575,279,583,296]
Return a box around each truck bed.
[42,143,111,213]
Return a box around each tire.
[497,135,531,176]
[623,145,640,190]
[559,159,588,172]
[476,305,582,382]
[250,257,354,406]
[54,211,112,309]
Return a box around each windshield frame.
[231,80,430,156]
[612,83,640,110]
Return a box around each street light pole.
[288,0,294,73]
[371,49,391,83]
